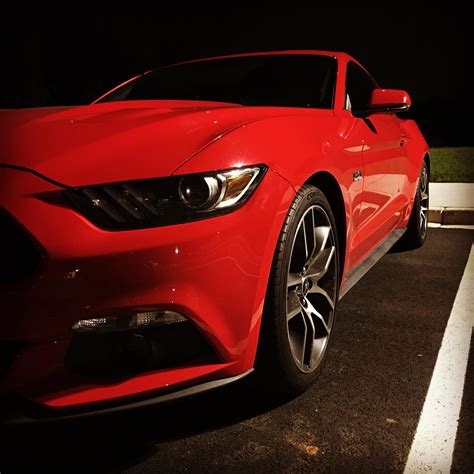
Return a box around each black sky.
[0,8,471,144]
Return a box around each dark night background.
[0,8,471,146]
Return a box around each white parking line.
[404,244,474,474]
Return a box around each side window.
[345,62,378,111]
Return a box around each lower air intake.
[65,316,216,377]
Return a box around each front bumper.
[1,369,253,424]
[0,166,293,416]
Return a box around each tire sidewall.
[274,186,340,392]
[412,161,429,244]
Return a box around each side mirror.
[353,89,411,117]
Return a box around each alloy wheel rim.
[420,166,429,237]
[286,205,337,373]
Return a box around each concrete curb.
[428,208,474,225]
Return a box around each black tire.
[394,160,429,251]
[257,185,340,394]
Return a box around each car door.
[345,61,409,259]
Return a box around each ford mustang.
[0,50,429,422]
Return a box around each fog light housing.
[66,310,215,377]
[72,310,186,332]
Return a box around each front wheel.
[257,185,339,394]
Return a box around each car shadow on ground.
[0,373,293,472]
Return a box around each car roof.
[172,50,355,66]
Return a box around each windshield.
[98,54,337,109]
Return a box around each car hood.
[0,100,301,187]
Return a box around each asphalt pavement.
[0,228,472,473]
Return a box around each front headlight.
[65,165,266,230]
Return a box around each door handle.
[400,138,407,147]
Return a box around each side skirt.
[339,228,406,300]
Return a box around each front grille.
[0,341,22,377]
[0,210,44,283]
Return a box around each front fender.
[175,111,365,296]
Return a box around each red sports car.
[0,50,429,421]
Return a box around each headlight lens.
[65,165,266,230]
[178,167,261,211]
[178,175,223,210]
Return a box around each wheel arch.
[303,171,346,287]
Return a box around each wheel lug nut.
[300,298,308,307]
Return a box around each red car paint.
[0,51,428,414]
[370,88,411,107]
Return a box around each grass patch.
[430,147,474,182]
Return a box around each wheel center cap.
[302,278,310,296]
